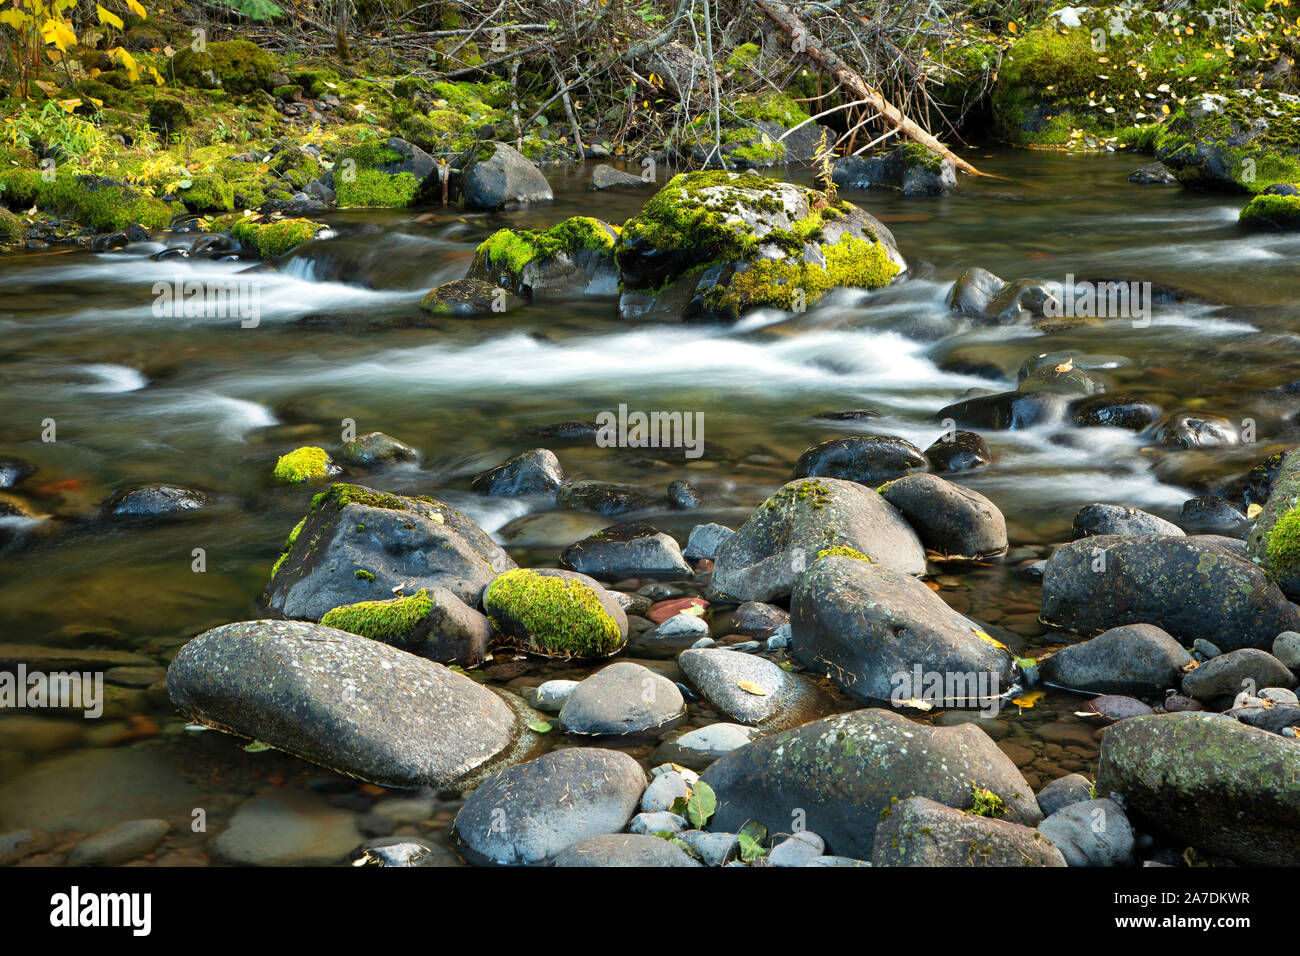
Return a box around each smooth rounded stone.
[1036,773,1095,817]
[590,164,648,190]
[1040,535,1300,651]
[1192,638,1222,660]
[530,679,580,714]
[765,626,791,651]
[678,829,739,866]
[700,709,1040,860]
[321,585,494,667]
[351,836,463,867]
[925,430,991,472]
[792,435,927,486]
[471,448,564,496]
[69,818,170,865]
[1071,503,1183,540]
[617,592,655,616]
[667,479,702,510]
[556,479,663,515]
[1083,694,1156,724]
[646,597,706,622]
[168,620,521,789]
[1246,448,1300,599]
[552,832,702,867]
[873,797,1065,867]
[1261,687,1298,706]
[212,791,362,867]
[879,472,1007,559]
[730,601,789,637]
[1130,162,1177,184]
[0,457,36,489]
[559,661,685,736]
[450,748,646,865]
[420,277,525,317]
[484,568,628,659]
[1097,713,1300,866]
[684,523,734,560]
[1181,648,1297,703]
[1235,704,1300,734]
[641,770,691,813]
[1040,624,1193,696]
[768,831,824,866]
[1274,631,1300,670]
[560,521,692,581]
[710,477,926,603]
[100,484,209,520]
[1037,798,1134,867]
[1070,394,1163,430]
[946,266,1006,317]
[791,556,1013,707]
[937,389,1070,430]
[626,611,709,658]
[1143,412,1239,449]
[337,432,419,469]
[1179,495,1248,536]
[630,810,687,834]
[1163,693,1205,713]
[678,647,833,729]
[652,722,757,770]
[1018,361,1106,396]
[459,141,553,210]
[832,144,956,196]
[264,483,516,621]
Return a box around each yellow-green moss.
[816,545,872,562]
[483,568,623,659]
[0,207,24,248]
[967,784,1006,818]
[321,588,434,642]
[472,216,618,274]
[179,175,235,213]
[1240,190,1300,228]
[336,169,418,208]
[273,446,334,484]
[231,218,323,258]
[1266,506,1300,569]
[172,40,277,95]
[0,170,172,232]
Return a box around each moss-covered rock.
[333,137,432,208]
[420,277,524,316]
[1239,185,1300,229]
[685,92,820,167]
[0,207,24,249]
[318,586,494,666]
[0,172,172,232]
[231,217,326,259]
[179,175,235,213]
[146,97,193,142]
[272,446,340,484]
[483,568,628,660]
[616,170,905,321]
[469,217,620,299]
[1156,90,1300,192]
[172,40,278,95]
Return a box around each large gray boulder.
[1039,624,1193,696]
[264,483,515,622]
[1097,712,1300,866]
[709,477,926,602]
[792,435,927,486]
[167,620,524,789]
[1180,648,1297,703]
[449,748,646,865]
[873,797,1066,867]
[879,472,1007,559]
[558,661,685,736]
[699,708,1040,860]
[459,141,553,210]
[791,555,1014,706]
[1040,534,1300,651]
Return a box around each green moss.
[483,568,623,659]
[472,216,617,274]
[179,175,234,213]
[6,174,172,232]
[1240,190,1300,228]
[146,97,193,141]
[231,218,323,258]
[336,169,418,208]
[0,207,23,248]
[269,149,321,190]
[354,569,375,581]
[172,40,277,95]
[967,784,1006,818]
[1156,91,1300,192]
[272,446,334,484]
[1265,506,1300,569]
[816,545,872,562]
[724,42,761,72]
[321,588,434,642]
[732,92,809,127]
[900,142,943,175]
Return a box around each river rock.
[100,484,209,520]
[264,483,515,621]
[677,647,832,728]
[937,390,1070,430]
[1180,495,1248,536]
[1130,162,1177,184]
[558,661,685,736]
[211,791,362,867]
[1037,798,1134,867]
[768,831,826,866]
[469,217,620,299]
[590,165,648,190]
[879,472,1007,559]
[1155,89,1300,192]
[1071,503,1183,539]
[832,144,956,196]
[873,796,1065,867]
[925,430,991,472]
[791,555,1014,706]
[678,829,740,866]
[337,432,419,468]
[1097,712,1300,865]
[419,277,525,317]
[530,680,579,713]
[1040,624,1192,696]
[684,522,734,560]
[1143,411,1239,449]
[1040,534,1300,651]
[641,770,691,813]
[792,435,927,485]
[555,479,663,515]
[1246,448,1300,599]
[483,568,628,659]
[1274,631,1300,671]
[552,832,701,867]
[450,748,646,865]
[319,585,493,666]
[471,450,564,497]
[167,620,521,788]
[709,477,926,602]
[946,267,1058,324]
[625,611,710,658]
[70,818,170,865]
[700,708,1040,859]
[1036,773,1095,817]
[560,521,691,581]
[730,601,788,637]
[1181,648,1297,703]
[1071,394,1163,430]
[652,722,757,770]
[458,141,553,210]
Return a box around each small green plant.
[968,783,1006,818]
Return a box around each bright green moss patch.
[336,169,418,208]
[967,784,1007,818]
[354,568,375,581]
[1265,506,1300,569]
[273,446,334,484]
[1240,191,1300,228]
[1156,91,1300,192]
[172,40,277,95]
[0,207,23,248]
[472,216,618,274]
[0,172,172,232]
[816,545,872,562]
[724,42,760,72]
[484,568,624,659]
[179,176,235,213]
[231,218,324,258]
[322,588,434,642]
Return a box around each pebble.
[629,811,688,834]
[530,679,580,713]
[641,771,691,813]
[70,818,171,865]
[768,831,825,866]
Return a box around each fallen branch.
[751,0,985,177]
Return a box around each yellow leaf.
[0,9,30,29]
[1011,690,1043,708]
[1247,503,1263,519]
[148,64,164,85]
[972,628,1008,651]
[42,18,77,52]
[736,680,767,697]
[58,98,81,113]
[110,45,139,81]
[124,0,147,18]
[96,4,123,28]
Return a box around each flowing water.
[2,148,1299,863]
